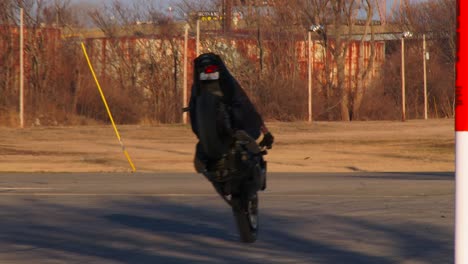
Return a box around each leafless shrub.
[0,0,456,126]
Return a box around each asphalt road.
[0,172,454,264]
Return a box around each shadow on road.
[0,192,453,264]
[348,171,454,181]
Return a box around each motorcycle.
[183,91,267,243]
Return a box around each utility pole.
[183,24,189,124]
[19,7,24,128]
[401,36,406,122]
[423,34,428,120]
[224,0,232,33]
[307,30,312,122]
[400,31,413,122]
[196,19,200,56]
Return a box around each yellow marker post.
[81,42,136,172]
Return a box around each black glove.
[259,132,274,149]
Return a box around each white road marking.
[0,193,452,198]
[0,187,53,190]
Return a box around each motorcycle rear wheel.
[232,193,258,243]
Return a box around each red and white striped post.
[456,1,467,263]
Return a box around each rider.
[188,53,274,185]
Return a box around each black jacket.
[189,53,264,140]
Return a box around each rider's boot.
[260,159,267,191]
[194,142,209,173]
[201,158,232,196]
[194,157,207,173]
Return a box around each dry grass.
[0,110,19,127]
[0,119,454,173]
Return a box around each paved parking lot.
[0,172,454,263]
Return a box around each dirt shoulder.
[0,119,454,173]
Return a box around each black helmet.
[193,53,236,100]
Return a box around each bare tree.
[0,0,19,118]
[351,0,377,120]
[86,0,187,123]
[296,0,377,120]
[361,0,456,120]
[406,0,456,117]
[0,0,98,126]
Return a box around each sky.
[72,0,428,22]
[70,0,179,24]
[78,0,175,9]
